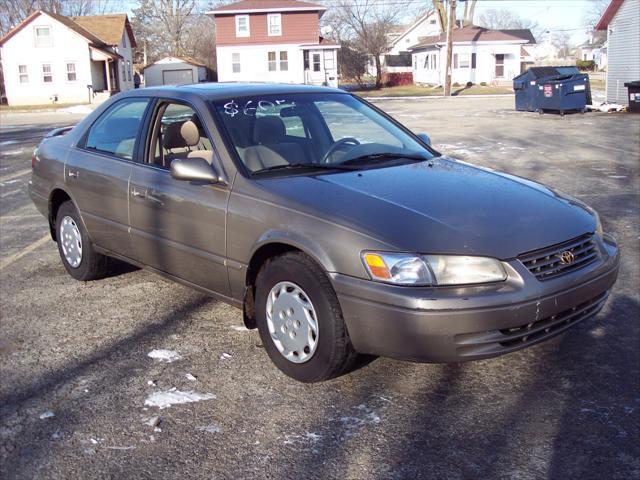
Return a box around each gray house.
[595,0,640,104]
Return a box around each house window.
[35,26,52,47]
[453,53,458,69]
[268,51,277,71]
[235,15,249,37]
[431,53,436,69]
[429,19,436,25]
[18,65,29,83]
[324,50,335,70]
[459,53,470,68]
[42,64,52,83]
[280,51,288,71]
[127,60,132,81]
[423,55,428,69]
[495,54,505,77]
[268,13,281,36]
[304,51,310,70]
[471,52,476,69]
[66,63,77,82]
[232,53,241,73]
[312,53,321,72]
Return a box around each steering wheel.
[321,137,361,164]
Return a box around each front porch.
[89,46,121,100]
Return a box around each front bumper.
[332,234,620,362]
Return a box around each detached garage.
[143,56,210,87]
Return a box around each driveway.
[1,96,638,479]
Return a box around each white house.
[207,0,339,88]
[143,56,209,87]
[577,32,607,69]
[0,10,136,106]
[379,11,443,73]
[596,0,640,104]
[410,26,536,86]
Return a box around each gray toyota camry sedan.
[28,83,620,382]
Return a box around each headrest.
[253,116,286,144]
[164,120,200,149]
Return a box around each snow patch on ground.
[230,325,250,332]
[2,149,23,156]
[144,388,216,409]
[59,105,93,114]
[220,352,232,360]
[0,140,18,146]
[147,349,182,363]
[39,411,55,419]
[196,424,220,434]
[284,432,323,445]
[185,373,197,381]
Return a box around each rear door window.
[85,98,150,160]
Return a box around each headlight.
[594,211,603,238]
[362,252,507,286]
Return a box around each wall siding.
[606,0,640,104]
[215,12,319,46]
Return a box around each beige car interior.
[241,116,306,172]
[150,104,214,169]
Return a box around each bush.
[383,72,414,87]
[480,81,487,86]
[576,59,596,71]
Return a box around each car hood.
[256,158,596,259]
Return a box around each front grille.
[519,234,599,281]
[455,291,609,356]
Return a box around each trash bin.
[513,66,591,115]
[624,81,640,113]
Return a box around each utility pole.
[444,0,456,96]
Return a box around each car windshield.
[211,93,434,174]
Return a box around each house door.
[495,54,505,78]
[304,50,325,85]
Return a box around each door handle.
[68,170,79,178]
[131,188,147,198]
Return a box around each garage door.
[162,69,194,85]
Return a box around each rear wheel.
[255,252,360,382]
[55,201,108,281]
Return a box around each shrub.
[480,81,487,86]
[383,72,414,87]
[576,60,596,71]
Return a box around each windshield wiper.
[252,162,361,175]
[340,152,429,166]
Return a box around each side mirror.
[417,133,431,146]
[170,157,223,183]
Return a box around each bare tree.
[584,0,609,32]
[325,0,405,88]
[131,0,197,60]
[477,8,543,40]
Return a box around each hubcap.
[266,281,319,363]
[59,216,82,268]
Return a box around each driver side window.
[148,102,214,170]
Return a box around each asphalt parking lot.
[1,96,639,479]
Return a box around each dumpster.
[624,81,640,113]
[513,66,591,115]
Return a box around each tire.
[55,201,109,281]
[255,252,360,382]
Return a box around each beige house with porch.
[0,10,136,106]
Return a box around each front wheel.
[255,252,361,382]
[55,201,109,281]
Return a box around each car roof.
[131,82,347,101]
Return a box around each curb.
[362,94,515,100]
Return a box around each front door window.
[313,54,321,72]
